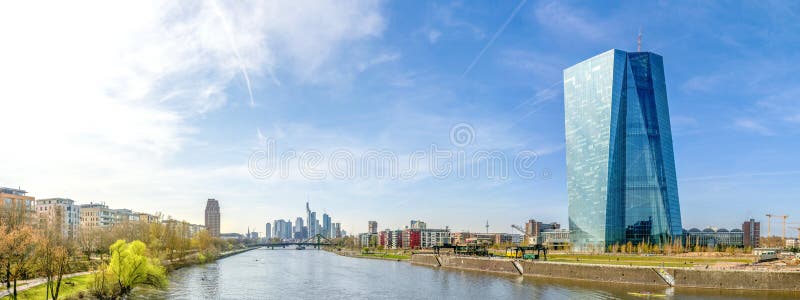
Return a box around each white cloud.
[427,29,442,44]
[681,74,725,93]
[534,1,607,41]
[432,3,486,40]
[734,119,775,136]
[500,49,563,81]
[0,0,384,230]
[786,114,800,123]
[357,52,401,72]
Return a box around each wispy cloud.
[499,49,563,80]
[427,29,442,44]
[681,74,725,93]
[357,52,401,72]
[681,170,800,182]
[432,2,486,40]
[534,1,607,41]
[734,119,775,136]
[785,114,800,123]
[0,0,385,231]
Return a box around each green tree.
[94,240,167,297]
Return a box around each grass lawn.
[545,254,752,268]
[1,274,93,300]
[359,252,411,260]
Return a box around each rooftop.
[0,186,28,196]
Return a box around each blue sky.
[1,1,799,236]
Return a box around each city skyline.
[2,1,799,235]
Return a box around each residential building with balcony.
[0,186,36,227]
[36,198,81,239]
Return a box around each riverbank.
[411,254,800,292]
[165,246,260,270]
[329,248,410,261]
[1,246,260,300]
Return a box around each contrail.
[509,79,563,127]
[461,0,528,78]
[511,79,563,112]
[211,1,280,107]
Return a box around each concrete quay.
[410,254,800,291]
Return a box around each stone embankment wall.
[410,254,800,291]
[669,268,800,290]
[218,246,259,259]
[518,260,665,286]
[438,256,520,275]
[410,253,441,267]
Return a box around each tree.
[77,226,101,261]
[92,240,167,298]
[37,213,75,300]
[0,225,40,300]
[39,244,70,300]
[1,201,35,292]
[191,230,218,263]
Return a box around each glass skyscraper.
[564,49,682,252]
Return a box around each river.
[131,248,799,299]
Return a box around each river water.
[132,248,798,299]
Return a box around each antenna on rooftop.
[637,27,642,52]
[485,220,490,233]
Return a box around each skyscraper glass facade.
[564,49,682,252]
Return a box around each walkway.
[0,271,92,298]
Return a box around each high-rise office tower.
[204,199,220,237]
[368,221,378,234]
[564,49,682,251]
[306,202,313,237]
[322,213,331,238]
[273,220,280,239]
[265,222,272,239]
[295,217,305,239]
[333,222,341,238]
[274,219,293,240]
[309,211,317,237]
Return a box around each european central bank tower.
[564,49,682,252]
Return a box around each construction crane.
[511,224,534,245]
[788,223,800,242]
[766,214,773,237]
[785,227,800,249]
[511,224,526,235]
[792,227,800,241]
[783,215,790,241]
[766,213,789,240]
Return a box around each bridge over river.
[253,234,333,249]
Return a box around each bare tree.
[37,207,76,300]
